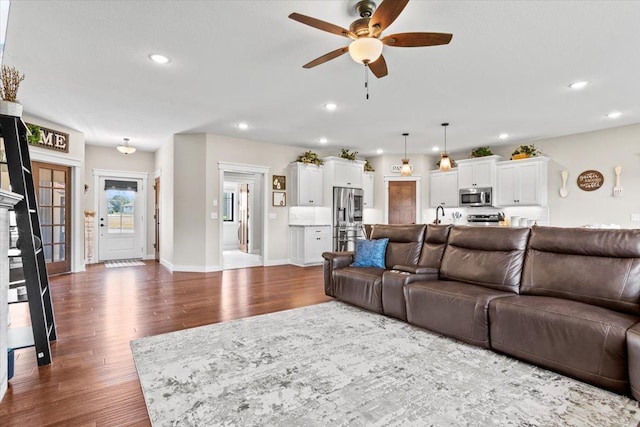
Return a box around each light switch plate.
[213,199,218,207]
[211,212,218,219]
[631,213,640,222]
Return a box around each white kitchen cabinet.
[496,156,548,207]
[289,162,324,206]
[429,170,458,208]
[362,172,374,208]
[456,155,502,189]
[323,157,364,189]
[289,225,331,266]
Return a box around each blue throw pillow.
[351,238,389,268]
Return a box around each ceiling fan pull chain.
[364,64,370,100]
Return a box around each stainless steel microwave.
[459,187,492,207]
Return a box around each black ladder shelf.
[1,113,56,366]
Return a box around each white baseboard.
[263,259,290,267]
[171,264,222,273]
[159,258,173,271]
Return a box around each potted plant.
[339,148,358,161]
[296,150,323,165]
[470,146,493,158]
[364,160,375,172]
[27,124,42,145]
[511,144,541,160]
[0,65,26,117]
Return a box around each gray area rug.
[131,301,640,426]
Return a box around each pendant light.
[439,123,452,171]
[400,132,412,176]
[117,138,136,155]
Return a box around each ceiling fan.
[288,0,453,78]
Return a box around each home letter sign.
[27,123,69,153]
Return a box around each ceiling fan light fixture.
[117,138,136,155]
[348,37,383,64]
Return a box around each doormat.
[104,259,146,268]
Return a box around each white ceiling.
[3,1,640,156]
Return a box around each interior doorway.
[222,171,263,269]
[384,176,421,225]
[32,161,72,275]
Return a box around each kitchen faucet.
[435,205,445,224]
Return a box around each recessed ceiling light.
[607,111,621,119]
[319,137,328,144]
[431,146,439,152]
[324,103,337,111]
[569,81,588,90]
[149,53,170,64]
[376,149,383,154]
[499,133,509,139]
[237,122,249,130]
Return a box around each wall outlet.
[269,213,277,220]
[631,213,640,222]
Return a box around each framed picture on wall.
[273,191,286,207]
[272,175,286,190]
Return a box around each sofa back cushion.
[370,224,426,269]
[440,226,530,293]
[521,226,640,315]
[417,224,452,269]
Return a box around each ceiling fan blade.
[368,55,388,78]
[303,47,350,69]
[369,0,410,36]
[289,13,355,39]
[382,32,453,47]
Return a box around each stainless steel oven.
[459,187,493,207]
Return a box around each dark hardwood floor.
[0,262,331,426]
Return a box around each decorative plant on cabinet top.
[364,160,375,172]
[339,148,358,161]
[511,144,541,160]
[470,146,493,158]
[296,150,324,165]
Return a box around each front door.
[98,177,144,261]
[33,161,71,275]
[388,180,416,224]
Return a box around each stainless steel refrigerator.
[333,187,364,251]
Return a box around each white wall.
[84,145,156,258]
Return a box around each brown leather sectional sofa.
[322,224,640,400]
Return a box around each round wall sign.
[577,170,604,191]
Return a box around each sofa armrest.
[322,251,354,297]
[392,265,439,275]
[628,322,640,401]
[381,268,440,320]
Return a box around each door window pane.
[53,170,65,188]
[41,226,52,245]
[39,168,52,186]
[39,188,52,205]
[53,244,65,262]
[43,245,52,262]
[107,189,135,233]
[223,191,234,221]
[53,207,64,225]
[53,226,65,244]
[39,207,52,225]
